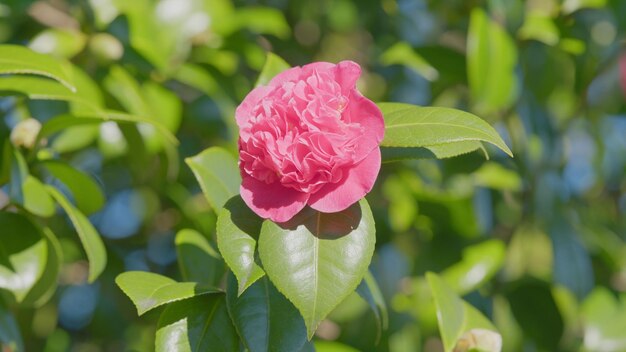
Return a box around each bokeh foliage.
[1,0,626,351]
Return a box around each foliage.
[0,0,625,351]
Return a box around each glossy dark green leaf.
[226,274,308,352]
[46,186,106,283]
[0,212,47,302]
[378,103,512,157]
[0,44,75,91]
[217,196,265,296]
[0,299,23,352]
[505,278,564,351]
[116,271,221,316]
[258,199,376,338]
[427,272,501,352]
[175,229,225,286]
[256,52,290,87]
[356,271,388,340]
[186,147,241,211]
[42,161,105,215]
[155,294,238,352]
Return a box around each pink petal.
[335,60,362,92]
[346,92,385,162]
[268,66,303,87]
[235,85,274,134]
[307,147,381,213]
[240,176,309,222]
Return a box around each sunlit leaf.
[225,274,308,352]
[562,0,607,14]
[20,227,62,307]
[379,103,512,157]
[46,186,107,283]
[581,287,626,351]
[258,199,376,338]
[0,212,47,302]
[467,8,518,115]
[427,272,501,352]
[472,162,522,191]
[116,271,221,316]
[235,7,290,39]
[217,196,265,295]
[155,294,238,352]
[42,161,105,215]
[185,147,241,211]
[29,29,87,59]
[380,42,438,81]
[314,341,360,352]
[0,44,75,91]
[175,229,224,286]
[441,240,506,295]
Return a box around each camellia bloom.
[236,61,384,222]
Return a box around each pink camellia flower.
[236,61,384,222]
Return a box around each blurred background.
[1,0,626,351]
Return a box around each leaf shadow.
[277,202,362,240]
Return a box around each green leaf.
[427,272,501,352]
[38,112,178,146]
[175,229,225,286]
[581,287,626,351]
[379,103,512,157]
[225,274,308,352]
[518,12,560,46]
[441,240,506,295]
[22,176,56,218]
[256,53,291,87]
[116,271,221,316]
[0,212,47,302]
[381,141,484,162]
[217,196,265,296]
[380,42,438,81]
[20,227,63,307]
[258,199,376,339]
[467,8,518,115]
[0,44,75,92]
[356,271,389,341]
[155,294,239,352]
[0,299,23,352]
[28,29,87,59]
[314,341,360,352]
[235,7,290,39]
[472,162,522,191]
[46,186,107,283]
[42,161,105,215]
[185,147,241,211]
[562,0,607,14]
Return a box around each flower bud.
[454,329,502,352]
[10,118,42,149]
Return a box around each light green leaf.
[46,186,107,283]
[235,7,290,39]
[356,271,389,340]
[427,272,501,352]
[380,42,438,81]
[39,112,178,146]
[581,287,626,351]
[42,161,105,215]
[22,176,55,218]
[314,341,360,352]
[20,227,63,307]
[155,294,239,352]
[29,29,87,59]
[0,212,48,303]
[185,147,241,211]
[441,240,506,295]
[0,299,23,352]
[381,141,484,162]
[116,271,221,316]
[175,229,224,286]
[256,52,291,87]
[258,199,376,338]
[472,162,522,191]
[467,8,518,115]
[517,12,560,46]
[379,103,512,157]
[217,196,265,295]
[0,44,75,91]
[225,274,308,352]
[562,0,607,14]
[0,75,95,112]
